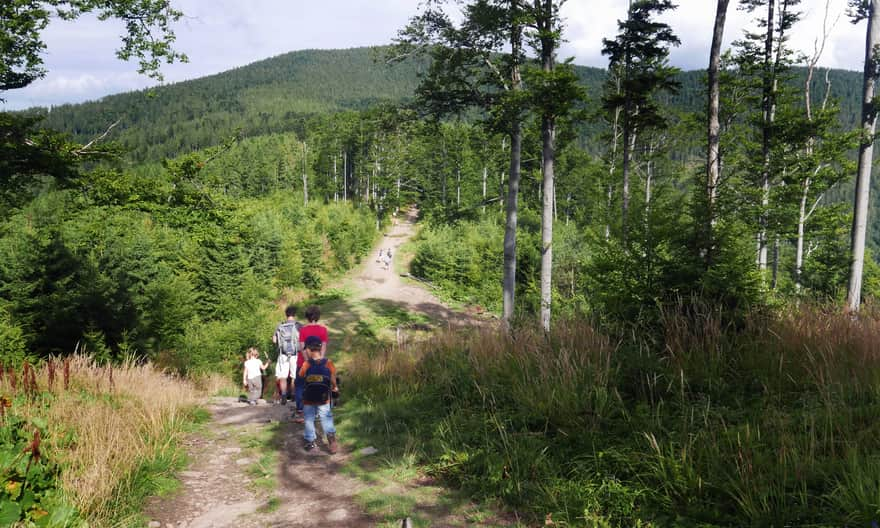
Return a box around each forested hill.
[31,46,864,164]
[35,47,426,162]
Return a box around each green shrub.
[0,412,80,527]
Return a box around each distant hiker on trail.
[299,335,339,454]
[242,347,269,405]
[272,305,301,405]
[383,249,392,270]
[376,248,383,263]
[293,304,328,422]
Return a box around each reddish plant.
[63,358,70,390]
[22,363,38,399]
[7,367,17,392]
[24,429,41,462]
[47,360,55,391]
[108,365,114,390]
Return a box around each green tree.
[847,0,880,311]
[0,0,186,94]
[601,0,681,244]
[393,0,530,326]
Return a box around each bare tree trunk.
[302,141,308,205]
[457,167,461,207]
[706,0,729,267]
[796,187,810,291]
[343,150,348,201]
[758,0,777,272]
[537,0,557,332]
[797,2,835,292]
[621,124,635,244]
[333,154,338,203]
[605,69,623,241]
[482,166,487,214]
[502,19,524,328]
[847,0,880,312]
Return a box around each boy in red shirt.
[300,336,339,454]
[293,305,328,422]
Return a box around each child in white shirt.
[242,347,269,405]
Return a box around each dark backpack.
[275,322,300,357]
[303,358,332,402]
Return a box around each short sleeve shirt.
[297,324,328,368]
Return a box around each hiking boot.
[280,397,287,405]
[304,440,316,451]
[327,434,339,454]
[293,415,304,424]
[295,409,304,416]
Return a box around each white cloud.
[0,0,869,110]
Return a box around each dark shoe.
[280,398,287,405]
[304,440,316,451]
[293,416,304,424]
[327,434,339,454]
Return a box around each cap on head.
[305,335,323,350]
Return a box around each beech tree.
[704,0,730,267]
[528,0,582,332]
[392,0,529,327]
[847,0,880,311]
[0,0,186,95]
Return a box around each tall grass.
[1,355,200,526]
[346,302,880,526]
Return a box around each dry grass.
[1,355,201,525]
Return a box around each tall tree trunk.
[333,154,338,202]
[502,18,524,328]
[758,0,777,272]
[302,141,308,205]
[621,123,635,244]
[706,0,729,267]
[343,150,348,201]
[538,0,556,332]
[457,167,461,207]
[606,74,622,241]
[482,166,487,214]
[798,6,834,292]
[847,0,880,312]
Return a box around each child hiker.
[299,335,339,454]
[242,347,269,405]
[294,304,329,422]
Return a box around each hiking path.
[142,210,505,528]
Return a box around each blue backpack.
[303,358,332,402]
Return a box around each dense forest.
[5,0,880,526]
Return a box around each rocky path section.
[144,397,374,528]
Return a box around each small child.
[242,347,269,405]
[299,336,339,453]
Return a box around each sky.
[2,0,865,110]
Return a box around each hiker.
[299,335,339,453]
[383,250,392,270]
[293,304,329,422]
[376,248,383,262]
[242,347,269,405]
[272,305,301,405]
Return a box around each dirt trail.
[143,211,495,528]
[348,208,490,327]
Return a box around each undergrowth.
[345,302,880,526]
[0,356,202,527]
